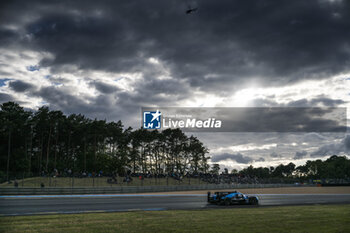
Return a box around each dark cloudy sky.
[0,0,349,170]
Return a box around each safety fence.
[0,183,301,195]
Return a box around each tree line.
[0,102,209,181]
[1,102,349,183]
[228,155,350,181]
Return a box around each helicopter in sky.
[186,6,198,14]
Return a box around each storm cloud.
[287,96,347,107]
[294,150,308,160]
[1,0,350,92]
[310,135,350,157]
[0,92,14,102]
[270,152,281,158]
[212,153,253,164]
[89,81,119,94]
[9,80,34,92]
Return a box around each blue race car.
[207,191,259,205]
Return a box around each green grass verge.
[0,205,349,233]
[0,176,204,188]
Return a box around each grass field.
[0,176,203,188]
[0,205,349,233]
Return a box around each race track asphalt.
[1,194,350,216]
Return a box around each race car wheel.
[224,198,231,206]
[250,197,258,205]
